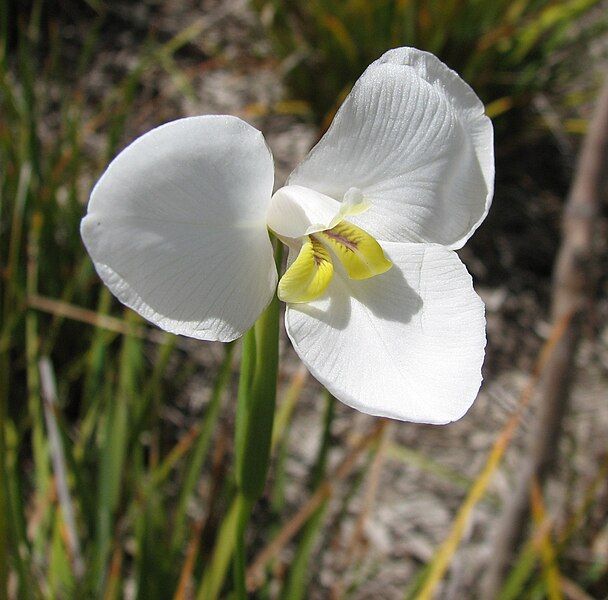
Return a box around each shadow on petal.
[344,256,423,325]
[286,276,352,331]
[286,253,422,332]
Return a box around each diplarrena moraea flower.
[81,47,494,424]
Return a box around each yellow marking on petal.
[315,221,392,281]
[278,236,334,303]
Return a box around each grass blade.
[196,497,240,600]
[281,392,336,600]
[39,357,85,582]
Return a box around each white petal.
[266,185,342,239]
[288,47,494,249]
[285,242,486,423]
[81,116,277,342]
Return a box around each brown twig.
[27,294,167,343]
[102,542,123,600]
[482,79,608,599]
[173,515,206,600]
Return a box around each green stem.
[233,241,283,597]
[239,289,281,497]
[233,494,254,600]
[234,328,256,484]
[236,242,283,497]
[233,326,258,599]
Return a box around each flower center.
[278,219,392,304]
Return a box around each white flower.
[81,48,494,424]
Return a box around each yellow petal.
[315,221,392,280]
[278,236,334,303]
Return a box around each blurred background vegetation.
[253,0,601,129]
[1,0,607,598]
